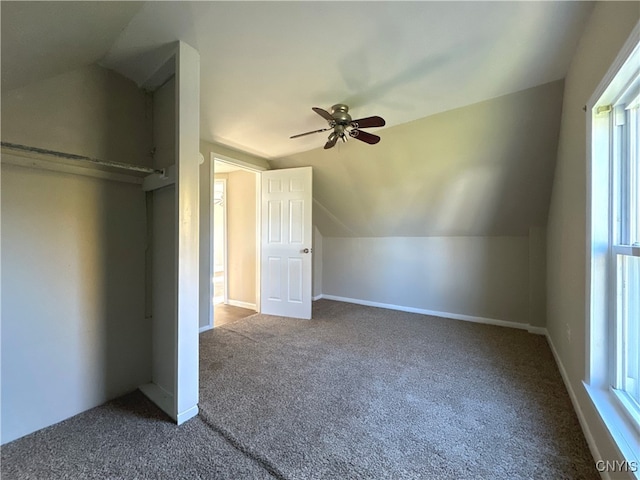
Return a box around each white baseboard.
[319,294,543,334]
[176,404,199,425]
[227,299,256,310]
[545,333,609,480]
[199,324,213,333]
[527,325,548,335]
[312,294,323,301]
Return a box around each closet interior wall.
[146,76,177,405]
[1,64,154,444]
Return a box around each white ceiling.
[2,1,594,160]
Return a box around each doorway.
[212,159,259,327]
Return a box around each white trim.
[544,335,609,478]
[584,22,640,476]
[255,171,262,314]
[613,245,640,257]
[319,294,543,334]
[527,325,548,336]
[586,385,640,480]
[199,324,213,334]
[587,21,640,109]
[174,41,200,426]
[586,102,613,388]
[586,89,595,385]
[227,299,257,311]
[612,389,640,435]
[212,152,268,173]
[312,294,323,301]
[176,404,199,425]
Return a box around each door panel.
[261,167,312,319]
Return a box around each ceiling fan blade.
[290,127,332,139]
[312,107,334,122]
[350,129,380,145]
[324,132,339,149]
[351,116,386,129]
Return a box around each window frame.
[610,98,640,431]
[585,21,640,473]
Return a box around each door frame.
[209,152,265,326]
[212,177,228,307]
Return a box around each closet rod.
[1,142,162,175]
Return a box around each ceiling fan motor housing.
[331,104,352,125]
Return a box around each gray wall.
[546,2,640,465]
[322,236,531,324]
[271,81,564,238]
[270,82,562,325]
[1,65,152,443]
[1,63,152,167]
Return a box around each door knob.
[302,248,311,254]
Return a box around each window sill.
[612,389,640,434]
[584,382,640,478]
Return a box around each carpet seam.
[198,408,289,480]
[220,327,263,344]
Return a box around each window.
[611,86,640,427]
[587,28,640,472]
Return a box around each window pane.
[618,254,640,406]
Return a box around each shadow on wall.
[101,74,154,400]
[364,80,565,237]
[0,64,153,443]
[272,80,565,238]
[99,179,151,401]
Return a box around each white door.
[261,167,313,319]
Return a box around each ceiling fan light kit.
[290,104,386,150]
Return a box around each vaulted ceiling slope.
[270,81,565,238]
[1,2,143,91]
[3,1,593,159]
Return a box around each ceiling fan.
[290,104,386,150]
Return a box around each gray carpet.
[2,300,597,479]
